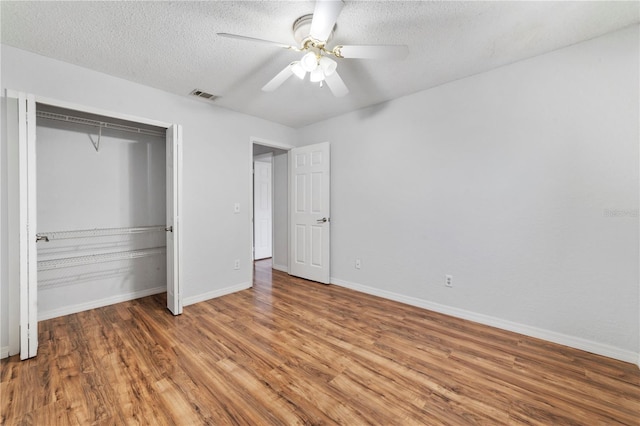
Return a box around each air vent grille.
[190,89,219,101]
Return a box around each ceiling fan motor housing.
[292,14,335,47]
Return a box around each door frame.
[7,91,181,358]
[248,137,294,286]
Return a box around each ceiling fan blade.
[324,70,349,97]
[262,63,295,92]
[217,33,295,50]
[309,0,344,42]
[335,45,409,60]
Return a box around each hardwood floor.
[2,259,639,425]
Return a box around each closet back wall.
[36,114,166,319]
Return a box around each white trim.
[38,286,166,321]
[331,277,638,365]
[183,282,252,307]
[272,263,288,273]
[0,87,3,360]
[250,137,295,152]
[34,95,171,129]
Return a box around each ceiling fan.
[218,0,409,97]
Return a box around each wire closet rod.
[37,225,167,241]
[36,110,166,138]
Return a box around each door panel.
[289,142,330,283]
[254,160,273,260]
[295,174,306,212]
[311,225,323,267]
[295,224,306,263]
[311,172,322,212]
[17,93,38,359]
[166,124,182,315]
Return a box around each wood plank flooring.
[2,259,639,425]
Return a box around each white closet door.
[16,92,38,359]
[166,124,183,315]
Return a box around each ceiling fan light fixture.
[291,62,306,79]
[310,67,325,83]
[319,56,337,76]
[300,52,319,72]
[219,1,410,98]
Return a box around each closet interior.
[35,104,168,318]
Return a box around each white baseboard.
[331,277,638,365]
[38,286,166,321]
[272,263,288,273]
[183,282,251,307]
[1,346,9,359]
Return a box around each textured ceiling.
[2,1,638,128]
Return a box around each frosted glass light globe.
[310,68,325,83]
[300,52,319,72]
[291,62,306,80]
[319,56,337,76]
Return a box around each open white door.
[166,124,183,315]
[289,142,331,283]
[254,158,273,260]
[16,92,38,359]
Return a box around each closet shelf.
[36,110,166,137]
[37,225,167,241]
[38,247,166,271]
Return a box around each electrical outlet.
[234,259,240,270]
[445,274,453,288]
[355,258,361,269]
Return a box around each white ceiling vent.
[190,89,219,102]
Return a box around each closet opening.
[35,104,171,320]
[9,92,182,359]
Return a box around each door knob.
[316,217,329,224]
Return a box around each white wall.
[298,25,639,362]
[0,45,297,354]
[2,25,638,364]
[37,118,166,230]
